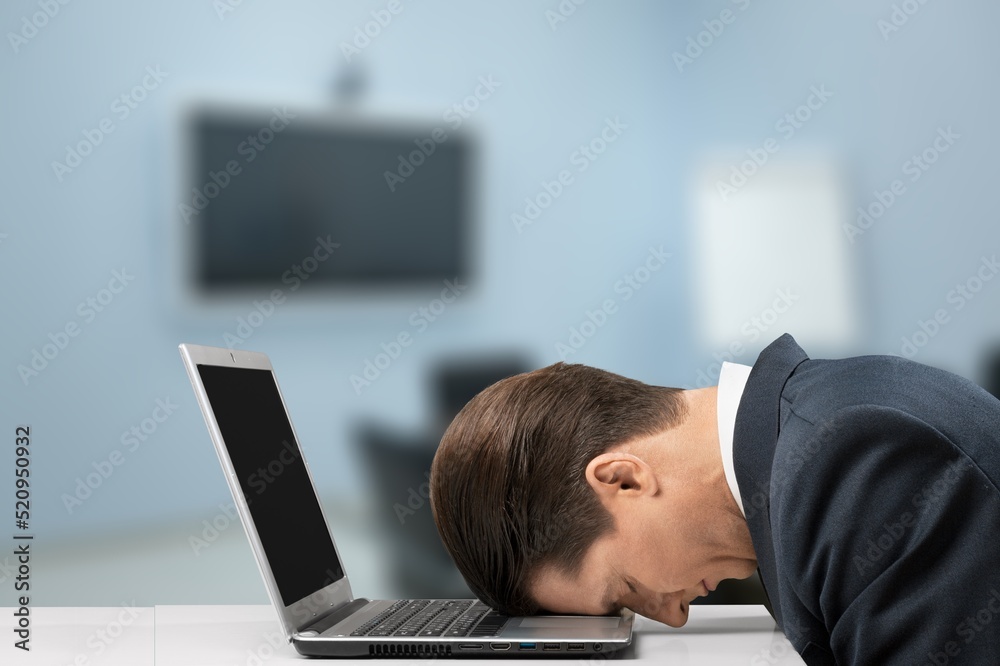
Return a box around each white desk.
[2,606,155,666]
[2,605,805,664]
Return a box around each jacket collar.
[732,333,810,629]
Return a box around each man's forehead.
[529,543,615,615]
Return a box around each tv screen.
[183,109,470,293]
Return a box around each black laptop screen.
[196,364,345,606]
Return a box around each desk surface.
[2,604,805,665]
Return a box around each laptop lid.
[179,344,354,639]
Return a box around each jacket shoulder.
[770,404,1000,661]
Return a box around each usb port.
[568,643,585,651]
[490,643,511,651]
[542,643,560,651]
[518,643,536,651]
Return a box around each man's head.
[430,361,757,626]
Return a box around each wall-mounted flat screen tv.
[182,108,471,294]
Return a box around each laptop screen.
[196,363,345,606]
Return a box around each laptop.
[179,343,634,658]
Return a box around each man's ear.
[584,451,658,502]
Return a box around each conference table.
[2,604,806,665]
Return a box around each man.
[429,333,1000,665]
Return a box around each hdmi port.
[543,643,560,651]
[490,643,511,651]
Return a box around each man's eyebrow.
[599,577,621,615]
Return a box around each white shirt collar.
[716,361,753,518]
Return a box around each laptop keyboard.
[350,600,509,638]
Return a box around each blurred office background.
[1,0,999,609]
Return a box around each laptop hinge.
[300,597,371,635]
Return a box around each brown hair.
[429,361,686,615]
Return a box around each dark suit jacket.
[734,333,1000,665]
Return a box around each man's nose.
[635,593,689,627]
[658,605,690,628]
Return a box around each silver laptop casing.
[179,343,634,658]
[180,344,355,637]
